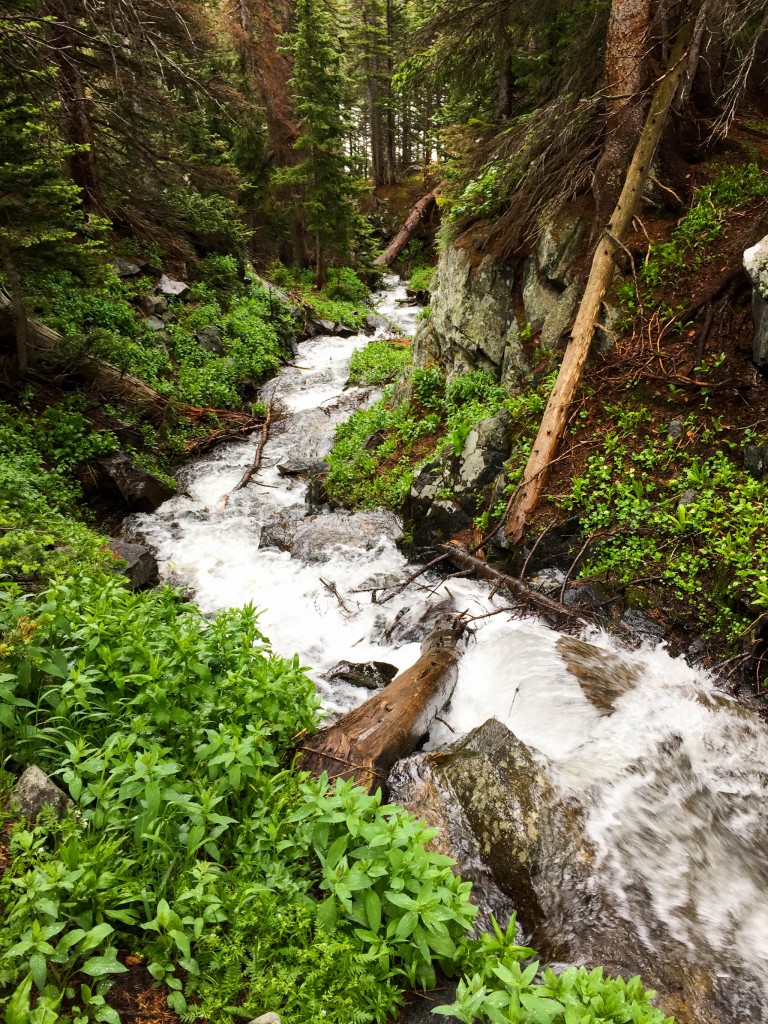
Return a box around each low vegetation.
[0,573,671,1024]
[327,364,551,513]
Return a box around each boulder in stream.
[95,453,175,513]
[325,660,398,690]
[289,510,401,562]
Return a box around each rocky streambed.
[127,276,768,1024]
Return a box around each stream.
[130,276,768,1023]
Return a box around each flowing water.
[130,276,768,1022]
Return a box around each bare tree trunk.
[298,619,462,792]
[45,0,100,209]
[498,60,514,120]
[0,251,29,378]
[593,0,651,219]
[374,189,437,266]
[368,74,386,186]
[505,21,694,546]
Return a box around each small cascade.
[131,275,768,1023]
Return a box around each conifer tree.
[278,0,358,283]
[0,64,88,376]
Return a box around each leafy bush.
[348,340,412,385]
[0,576,477,1023]
[326,267,370,302]
[408,266,435,293]
[560,403,768,639]
[0,401,118,584]
[439,917,672,1024]
[293,777,477,988]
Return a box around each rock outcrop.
[744,234,768,371]
[405,408,513,546]
[412,207,589,387]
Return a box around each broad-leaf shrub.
[292,777,477,988]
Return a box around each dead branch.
[218,399,273,512]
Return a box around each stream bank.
[126,275,768,1024]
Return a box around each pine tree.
[278,0,358,284]
[0,62,88,376]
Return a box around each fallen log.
[374,190,437,268]
[440,544,592,627]
[298,618,463,792]
[0,285,167,414]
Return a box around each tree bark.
[45,0,100,209]
[505,21,694,546]
[593,0,651,220]
[0,250,30,379]
[374,189,436,266]
[297,619,462,793]
[440,545,592,626]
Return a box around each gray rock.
[404,460,471,547]
[678,487,698,506]
[95,453,175,513]
[113,257,141,278]
[744,445,768,479]
[668,417,685,438]
[108,538,159,590]
[290,510,401,562]
[11,765,72,822]
[519,517,581,574]
[404,409,512,547]
[195,325,223,354]
[751,291,768,371]
[744,236,768,370]
[305,469,332,508]
[744,234,768,297]
[365,312,395,335]
[248,1015,281,1024]
[277,459,328,477]
[619,607,666,644]
[414,245,527,384]
[155,274,190,300]
[138,293,168,317]
[325,660,398,690]
[147,315,166,331]
[317,318,336,334]
[334,322,357,338]
[457,408,513,492]
[259,505,308,550]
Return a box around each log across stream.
[131,276,768,1023]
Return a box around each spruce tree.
[278,0,357,284]
[0,65,86,376]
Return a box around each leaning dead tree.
[374,189,437,267]
[298,617,462,793]
[505,18,694,545]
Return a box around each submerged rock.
[11,766,72,822]
[325,660,398,690]
[290,510,401,562]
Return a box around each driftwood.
[374,190,437,267]
[298,618,463,792]
[440,544,592,627]
[504,21,694,545]
[217,401,273,511]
